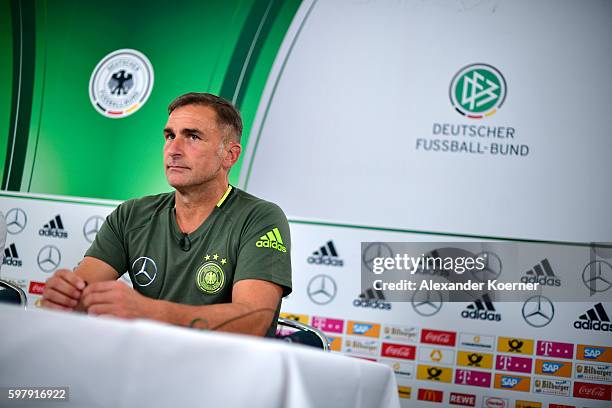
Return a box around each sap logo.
[352,324,372,334]
[584,347,603,359]
[542,362,563,374]
[500,376,520,388]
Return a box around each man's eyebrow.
[181,128,201,135]
[163,127,173,134]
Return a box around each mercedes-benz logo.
[83,215,105,243]
[131,256,158,287]
[37,245,61,272]
[472,251,502,282]
[411,290,443,316]
[522,295,555,328]
[362,242,393,272]
[582,260,612,293]
[5,208,27,234]
[307,274,337,305]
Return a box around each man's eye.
[165,134,175,140]
[190,134,200,140]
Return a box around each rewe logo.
[39,215,68,238]
[354,287,392,310]
[461,294,501,321]
[307,240,343,266]
[573,303,612,332]
[520,259,560,286]
[255,227,286,252]
[2,243,22,267]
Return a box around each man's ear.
[223,142,242,168]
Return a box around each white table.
[0,305,399,408]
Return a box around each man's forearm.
[149,299,276,336]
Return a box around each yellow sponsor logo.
[417,365,453,383]
[398,386,411,399]
[280,313,309,324]
[457,350,493,369]
[497,337,534,355]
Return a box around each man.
[41,93,291,337]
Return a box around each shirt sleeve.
[84,201,131,276]
[233,201,292,297]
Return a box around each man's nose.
[165,138,184,156]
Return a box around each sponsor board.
[280,313,309,324]
[572,381,611,400]
[383,361,415,379]
[381,343,416,360]
[398,386,411,399]
[328,336,342,352]
[344,338,379,356]
[455,369,492,387]
[494,374,530,392]
[449,392,476,407]
[576,345,612,363]
[548,404,575,408]
[535,340,573,359]
[495,355,533,373]
[514,401,541,408]
[417,388,443,403]
[421,329,456,347]
[382,325,418,343]
[457,350,494,369]
[416,364,453,383]
[482,396,509,408]
[497,337,534,355]
[532,377,571,396]
[311,316,344,334]
[418,346,455,365]
[459,333,495,351]
[347,321,381,337]
[575,363,612,382]
[28,281,45,295]
[534,359,572,378]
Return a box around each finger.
[87,304,117,316]
[82,291,117,308]
[55,269,86,290]
[40,298,74,312]
[82,280,120,297]
[46,277,82,301]
[42,287,79,308]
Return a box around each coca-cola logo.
[573,381,611,400]
[381,343,416,360]
[421,329,456,346]
[28,281,45,295]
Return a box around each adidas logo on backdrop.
[255,227,286,252]
[39,215,68,238]
[2,243,22,267]
[353,287,392,310]
[307,240,343,266]
[520,259,560,286]
[461,294,501,321]
[574,303,611,332]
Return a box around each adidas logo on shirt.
[461,294,501,321]
[39,215,68,238]
[353,287,391,310]
[574,303,611,332]
[520,258,560,286]
[307,240,343,266]
[255,227,286,253]
[2,243,22,267]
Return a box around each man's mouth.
[167,164,190,170]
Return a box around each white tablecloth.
[0,305,399,408]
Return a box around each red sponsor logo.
[421,329,456,346]
[449,392,475,406]
[572,381,611,400]
[548,405,575,408]
[417,388,443,402]
[381,342,416,360]
[28,281,45,295]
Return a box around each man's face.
[163,104,229,190]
